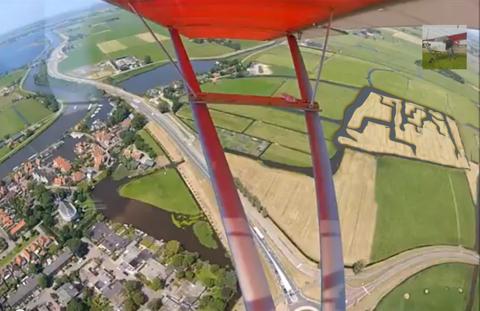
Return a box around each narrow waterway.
[118,60,216,95]
[92,177,230,267]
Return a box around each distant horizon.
[0,0,105,36]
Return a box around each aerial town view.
[0,0,478,311]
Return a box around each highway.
[47,34,480,311]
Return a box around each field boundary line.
[448,173,462,244]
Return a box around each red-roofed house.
[9,219,26,236]
[53,156,72,173]
[71,171,85,183]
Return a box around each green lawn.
[192,221,218,249]
[137,128,165,156]
[377,263,475,311]
[371,156,476,262]
[119,169,200,215]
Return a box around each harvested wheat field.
[333,148,378,265]
[135,32,169,43]
[97,39,127,53]
[339,91,469,169]
[226,151,378,264]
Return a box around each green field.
[137,128,165,156]
[0,95,53,138]
[119,169,200,215]
[370,70,479,127]
[371,156,476,262]
[0,69,25,88]
[177,106,253,133]
[422,51,467,70]
[322,55,381,87]
[274,79,358,120]
[192,221,218,249]
[458,125,480,163]
[377,263,475,311]
[59,9,259,72]
[14,99,51,124]
[260,144,312,168]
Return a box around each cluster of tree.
[143,55,153,64]
[234,178,268,217]
[160,240,238,310]
[37,273,53,288]
[192,38,242,50]
[0,237,7,252]
[108,101,131,126]
[65,287,112,311]
[352,260,365,274]
[123,280,147,311]
[16,183,56,229]
[40,95,60,112]
[206,59,249,78]
[131,113,147,130]
[33,60,49,86]
[57,224,89,257]
[134,135,157,159]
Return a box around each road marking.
[362,286,370,295]
[448,174,461,244]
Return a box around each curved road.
[48,34,479,310]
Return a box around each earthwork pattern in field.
[338,90,469,169]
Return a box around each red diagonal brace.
[287,34,346,311]
[197,92,319,111]
[169,28,275,311]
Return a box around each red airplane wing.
[104,0,479,40]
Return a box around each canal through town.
[92,177,230,266]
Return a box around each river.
[92,177,230,266]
